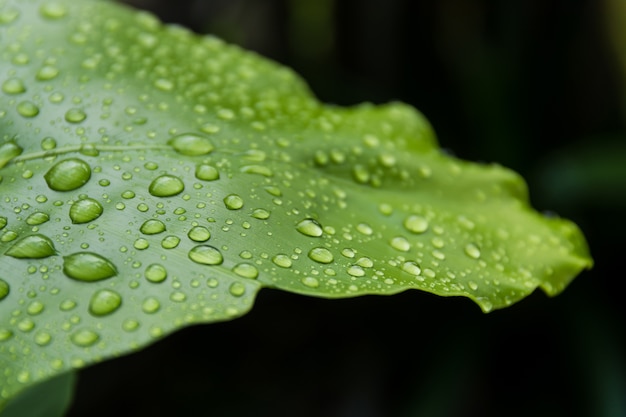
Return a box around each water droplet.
[5,234,56,259]
[170,291,186,302]
[402,261,421,276]
[168,133,214,156]
[240,165,273,177]
[251,208,270,220]
[154,78,174,91]
[0,329,13,341]
[161,235,180,249]
[272,254,292,268]
[347,265,365,277]
[0,8,19,24]
[122,191,135,199]
[301,276,320,288]
[296,218,323,237]
[89,289,122,316]
[63,252,117,281]
[145,264,167,283]
[189,245,223,265]
[36,65,59,81]
[34,331,52,346]
[195,164,219,181]
[0,217,6,231]
[44,158,91,191]
[464,243,481,259]
[308,247,334,264]
[60,299,76,311]
[188,226,211,242]
[468,281,479,291]
[229,282,246,297]
[390,236,411,252]
[39,2,68,19]
[356,257,374,268]
[356,223,373,235]
[142,297,160,314]
[69,198,103,223]
[0,279,9,301]
[0,142,23,169]
[17,101,39,117]
[64,108,87,123]
[71,329,99,347]
[27,301,44,315]
[232,263,259,279]
[403,215,429,234]
[122,319,140,332]
[224,194,244,210]
[134,238,149,250]
[140,219,166,235]
[1,78,25,95]
[148,175,184,197]
[25,212,49,225]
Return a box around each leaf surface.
[0,0,592,409]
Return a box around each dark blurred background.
[67,1,626,416]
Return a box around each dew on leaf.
[40,137,57,150]
[272,254,292,268]
[168,133,214,156]
[232,263,259,279]
[468,281,479,291]
[389,236,411,252]
[161,235,180,249]
[347,265,365,277]
[229,282,246,297]
[356,223,373,235]
[134,238,149,250]
[44,158,91,191]
[301,276,320,288]
[17,101,39,117]
[27,301,44,315]
[402,261,422,276]
[0,8,19,24]
[5,234,56,259]
[1,231,18,242]
[122,319,140,332]
[144,264,167,283]
[140,219,166,235]
[464,243,481,259]
[0,279,9,301]
[308,247,334,264]
[0,329,13,341]
[34,331,52,346]
[148,174,184,197]
[39,2,68,19]
[64,108,87,123]
[36,65,59,81]
[404,215,429,234]
[1,78,26,95]
[69,198,103,223]
[187,226,210,242]
[17,319,35,332]
[89,289,122,316]
[71,329,99,347]
[223,194,244,210]
[59,300,76,311]
[296,218,323,237]
[189,245,223,265]
[142,297,160,314]
[25,212,50,225]
[63,252,117,281]
[251,208,270,220]
[240,165,273,177]
[121,191,135,199]
[195,164,219,181]
[356,257,374,268]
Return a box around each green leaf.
[2,371,75,417]
[0,0,592,410]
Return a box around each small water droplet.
[168,133,214,156]
[224,194,244,210]
[34,331,52,346]
[468,281,479,291]
[71,329,99,347]
[5,234,56,259]
[25,212,49,226]
[17,101,39,117]
[308,247,334,264]
[251,208,270,220]
[356,257,373,268]
[189,245,223,265]
[27,301,44,315]
[403,215,429,234]
[301,276,320,288]
[347,265,365,277]
[232,263,259,279]
[89,289,122,316]
[1,78,25,95]
[39,2,68,19]
[188,226,211,242]
[145,264,167,283]
[402,261,421,276]
[64,108,87,123]
[0,8,19,24]
[122,319,140,332]
[148,175,184,197]
[36,65,59,81]
[390,236,411,252]
[63,252,117,281]
[240,165,273,177]
[121,190,135,199]
[133,238,149,250]
[296,218,323,237]
[69,198,103,223]
[0,279,10,301]
[142,297,160,314]
[154,78,174,91]
[195,164,220,181]
[356,223,373,235]
[140,219,166,235]
[272,254,292,268]
[161,235,180,249]
[229,282,246,297]
[45,158,91,191]
[464,243,481,259]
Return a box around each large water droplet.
[0,279,9,301]
[224,194,244,210]
[39,2,68,19]
[347,265,365,277]
[402,261,422,276]
[229,282,246,297]
[251,208,270,220]
[240,165,273,177]
[389,236,411,252]
[148,175,184,197]
[195,164,220,181]
[69,198,103,223]
[464,243,481,259]
[71,329,99,347]
[5,234,56,259]
[140,219,166,235]
[232,263,259,279]
[36,65,60,81]
[0,142,24,171]
[89,289,122,316]
[63,252,117,281]
[296,218,323,237]
[25,212,49,226]
[34,331,52,346]
[161,235,180,249]
[44,158,91,191]
[188,226,211,242]
[308,247,334,264]
[145,264,167,283]
[1,78,26,95]
[17,101,39,117]
[403,215,429,234]
[142,297,160,314]
[272,254,292,268]
[64,108,87,123]
[189,245,223,265]
[301,276,320,288]
[168,133,214,156]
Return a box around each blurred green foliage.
[62,1,624,416]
